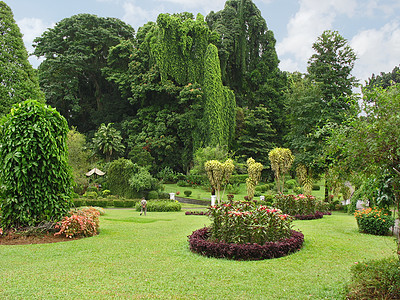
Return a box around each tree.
[203,43,236,148]
[246,158,263,201]
[364,65,400,94]
[206,0,287,142]
[205,159,235,205]
[0,2,43,115]
[0,100,72,228]
[67,127,91,194]
[233,105,275,166]
[326,84,400,257]
[33,14,135,132]
[93,123,125,162]
[269,148,294,194]
[307,30,358,124]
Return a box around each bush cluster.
[273,194,326,217]
[347,257,400,299]
[188,227,304,260]
[55,207,100,238]
[354,207,395,235]
[135,200,181,212]
[208,201,293,245]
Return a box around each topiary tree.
[246,158,263,201]
[0,100,73,228]
[204,159,234,205]
[269,148,295,194]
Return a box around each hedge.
[188,227,304,260]
[135,200,181,212]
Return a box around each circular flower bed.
[185,211,208,216]
[188,227,304,260]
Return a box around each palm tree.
[93,123,125,162]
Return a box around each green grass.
[0,210,395,299]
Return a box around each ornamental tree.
[93,123,125,162]
[0,100,73,228]
[205,159,234,205]
[246,158,263,201]
[269,148,294,194]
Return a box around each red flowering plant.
[273,194,327,218]
[54,207,100,238]
[208,201,293,245]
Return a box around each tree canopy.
[0,1,43,115]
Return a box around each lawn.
[0,210,395,299]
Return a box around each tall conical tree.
[0,1,43,115]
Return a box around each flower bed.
[188,227,304,260]
[294,211,324,220]
[185,211,208,216]
[354,207,395,235]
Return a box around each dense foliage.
[0,2,43,115]
[0,100,73,228]
[208,201,293,244]
[273,194,327,218]
[354,207,395,236]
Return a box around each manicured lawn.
[0,210,395,299]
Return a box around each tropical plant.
[93,123,125,162]
[204,159,235,205]
[245,158,263,201]
[268,148,294,194]
[0,100,73,228]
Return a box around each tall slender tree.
[0,1,43,115]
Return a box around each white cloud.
[276,0,357,73]
[156,0,226,13]
[351,21,400,83]
[17,17,53,68]
[122,1,162,29]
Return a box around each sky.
[5,0,400,84]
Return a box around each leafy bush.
[83,191,98,199]
[85,199,109,208]
[102,190,111,197]
[286,179,297,189]
[55,207,100,238]
[113,200,126,208]
[72,199,86,207]
[147,190,159,200]
[347,257,400,299]
[208,201,293,245]
[229,174,248,184]
[177,180,190,187]
[255,184,270,193]
[124,200,138,208]
[312,184,320,191]
[159,192,170,199]
[273,194,326,217]
[0,100,73,228]
[135,200,181,212]
[188,227,304,260]
[354,207,395,235]
[184,190,192,197]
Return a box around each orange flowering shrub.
[354,207,394,235]
[54,207,100,238]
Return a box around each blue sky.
[5,0,400,83]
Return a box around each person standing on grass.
[140,197,147,216]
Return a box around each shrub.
[229,174,248,184]
[55,207,100,238]
[347,257,400,299]
[147,190,159,200]
[255,184,269,193]
[85,199,110,208]
[273,194,323,217]
[177,180,189,187]
[293,187,303,194]
[208,201,293,245]
[135,200,181,212]
[124,200,138,208]
[185,211,208,216]
[312,184,320,191]
[102,190,111,197]
[72,199,86,207]
[83,191,98,199]
[113,200,126,208]
[354,207,395,235]
[184,190,192,197]
[188,227,304,260]
[0,100,73,228]
[286,179,297,189]
[159,192,170,199]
